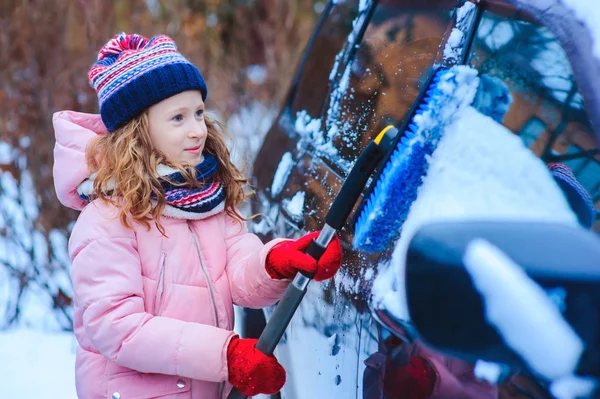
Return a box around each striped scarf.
[159,154,225,219]
[78,154,225,220]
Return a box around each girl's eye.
[172,114,183,122]
[195,110,204,118]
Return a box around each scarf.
[77,154,226,220]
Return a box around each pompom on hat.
[88,33,208,132]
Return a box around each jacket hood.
[53,111,108,211]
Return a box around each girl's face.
[147,90,208,166]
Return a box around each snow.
[358,0,369,12]
[561,0,600,61]
[328,0,372,82]
[17,282,64,330]
[474,360,504,384]
[444,29,464,61]
[545,286,568,313]
[347,0,371,47]
[49,229,71,269]
[530,35,577,104]
[268,280,379,398]
[19,136,31,149]
[307,0,372,173]
[21,170,39,220]
[0,141,13,163]
[246,64,267,85]
[295,110,322,142]
[334,269,362,294]
[410,66,479,141]
[477,18,514,50]
[464,239,584,380]
[0,164,72,331]
[326,46,353,130]
[271,152,294,196]
[443,2,476,63]
[550,375,598,399]
[294,110,352,172]
[226,101,278,168]
[0,328,77,398]
[371,105,578,320]
[371,258,409,319]
[1,170,19,198]
[282,191,306,221]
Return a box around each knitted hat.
[89,33,208,132]
[548,163,596,229]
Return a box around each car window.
[467,10,600,231]
[288,0,363,123]
[323,3,453,171]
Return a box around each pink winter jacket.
[53,111,290,399]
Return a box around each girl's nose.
[188,127,204,139]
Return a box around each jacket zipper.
[188,223,226,398]
[188,224,219,328]
[154,252,167,315]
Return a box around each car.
[243,1,600,398]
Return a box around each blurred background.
[0,0,323,396]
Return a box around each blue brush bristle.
[353,66,480,253]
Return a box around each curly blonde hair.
[85,112,252,235]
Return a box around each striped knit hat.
[89,33,208,132]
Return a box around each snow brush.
[353,65,480,253]
[227,126,399,399]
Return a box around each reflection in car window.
[519,118,545,148]
[327,4,452,168]
[468,10,600,231]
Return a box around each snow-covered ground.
[0,328,77,398]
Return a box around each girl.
[52,33,342,399]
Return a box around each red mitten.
[227,336,286,396]
[383,356,437,399]
[265,231,342,282]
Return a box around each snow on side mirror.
[404,221,600,390]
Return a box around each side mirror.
[403,221,600,382]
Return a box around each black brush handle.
[326,126,399,229]
[256,277,311,355]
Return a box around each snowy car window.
[468,10,600,231]
[325,4,452,168]
[288,0,362,122]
